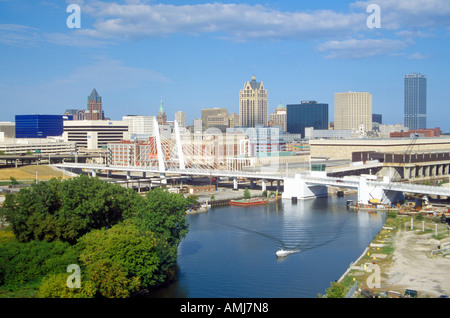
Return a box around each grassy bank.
[0,165,65,182]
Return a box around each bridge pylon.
[282,173,328,200]
[154,117,167,184]
[358,176,404,206]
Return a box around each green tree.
[0,240,78,287]
[76,220,159,295]
[243,187,251,199]
[2,175,141,244]
[322,281,345,298]
[1,177,191,297]
[135,188,189,278]
[38,272,97,298]
[84,259,139,298]
[136,187,189,246]
[186,195,198,205]
[2,178,61,242]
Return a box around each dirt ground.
[382,228,450,297]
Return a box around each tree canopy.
[135,187,189,276]
[0,175,190,298]
[2,175,140,244]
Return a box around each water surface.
[151,194,386,298]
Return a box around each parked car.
[404,289,418,298]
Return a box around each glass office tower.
[286,101,328,137]
[404,73,427,130]
[15,115,66,138]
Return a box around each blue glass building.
[372,113,382,124]
[404,73,427,130]
[15,115,67,138]
[286,101,328,137]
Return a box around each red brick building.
[390,127,441,138]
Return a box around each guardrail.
[430,247,450,258]
[54,163,286,180]
[305,176,450,196]
[345,281,358,298]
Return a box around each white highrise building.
[175,111,186,128]
[334,92,372,131]
[122,115,156,140]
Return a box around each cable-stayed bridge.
[55,119,450,205]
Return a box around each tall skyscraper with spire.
[239,75,268,127]
[85,88,104,120]
[404,73,427,130]
[157,97,167,125]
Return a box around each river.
[148,194,387,298]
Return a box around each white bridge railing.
[55,162,450,197]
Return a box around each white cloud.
[3,1,447,59]
[406,52,428,60]
[77,2,367,41]
[0,24,41,47]
[59,58,170,88]
[44,30,112,47]
[316,38,412,59]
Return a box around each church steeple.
[157,97,167,125]
[159,97,165,115]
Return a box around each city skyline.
[1,1,449,132]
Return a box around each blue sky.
[1,0,450,132]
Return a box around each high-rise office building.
[63,120,129,150]
[404,73,427,130]
[85,88,104,120]
[372,113,382,124]
[175,111,186,128]
[239,75,268,127]
[122,115,156,140]
[201,108,229,131]
[269,103,287,132]
[15,114,67,138]
[286,101,328,137]
[334,92,372,131]
[0,121,15,139]
[229,113,239,128]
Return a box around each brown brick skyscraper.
[86,88,104,120]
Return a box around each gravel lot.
[383,228,450,297]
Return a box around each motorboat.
[276,249,298,257]
[276,249,289,257]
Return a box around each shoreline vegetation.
[0,175,191,298]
